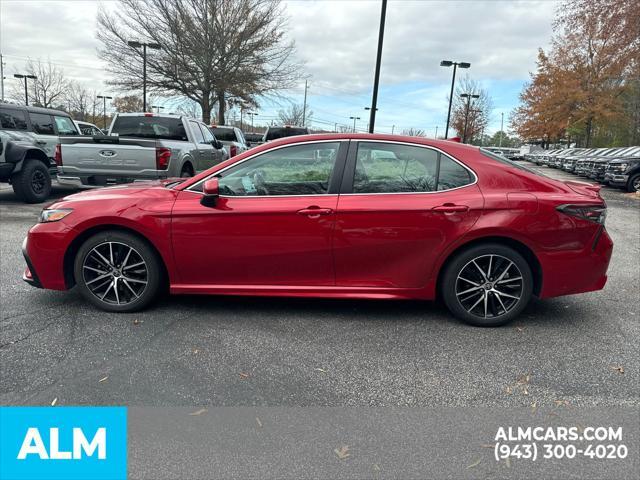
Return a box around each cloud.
[0,0,559,133]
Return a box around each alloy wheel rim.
[455,254,524,319]
[82,241,148,305]
[32,170,46,194]
[633,177,640,192]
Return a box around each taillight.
[557,204,607,225]
[230,145,237,157]
[54,144,62,166]
[156,147,171,170]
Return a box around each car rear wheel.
[73,231,162,312]
[627,173,640,193]
[11,160,51,203]
[441,244,533,327]
[180,164,194,178]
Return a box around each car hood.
[48,179,181,210]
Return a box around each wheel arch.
[63,224,169,289]
[10,146,50,174]
[435,235,543,298]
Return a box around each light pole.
[302,80,309,127]
[460,93,479,143]
[440,60,470,139]
[368,0,387,133]
[350,116,361,133]
[435,126,438,138]
[499,112,504,147]
[97,95,113,130]
[14,74,37,106]
[247,112,258,133]
[127,40,161,112]
[152,105,165,114]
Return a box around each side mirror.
[200,178,220,207]
[212,139,223,150]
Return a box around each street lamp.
[440,60,471,139]
[349,116,361,132]
[151,105,165,114]
[460,93,480,143]
[128,40,162,112]
[246,112,258,133]
[14,74,37,106]
[97,95,113,130]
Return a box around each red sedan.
[22,134,612,326]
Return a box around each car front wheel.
[627,173,640,193]
[73,231,163,312]
[11,160,51,203]
[441,244,533,327]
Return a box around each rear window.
[0,108,28,130]
[111,116,188,141]
[264,127,309,141]
[210,127,237,142]
[480,148,549,178]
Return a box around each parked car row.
[523,146,640,193]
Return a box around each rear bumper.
[57,173,168,188]
[538,227,613,299]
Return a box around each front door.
[189,121,215,172]
[333,141,483,288]
[171,140,348,287]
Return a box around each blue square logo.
[0,407,127,480]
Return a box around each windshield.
[210,127,237,142]
[111,116,188,141]
[264,127,309,141]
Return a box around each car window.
[215,142,340,196]
[200,124,215,143]
[264,127,309,141]
[210,127,236,142]
[54,116,78,135]
[235,129,246,145]
[29,113,55,135]
[437,155,473,191]
[352,142,473,193]
[111,116,188,141]
[189,121,205,144]
[0,108,28,130]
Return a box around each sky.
[0,0,559,136]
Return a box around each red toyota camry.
[22,134,612,326]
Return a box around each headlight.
[39,208,73,223]
[616,163,628,171]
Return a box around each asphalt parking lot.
[1,168,638,408]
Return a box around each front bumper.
[604,172,629,187]
[22,221,76,291]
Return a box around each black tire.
[441,243,533,327]
[180,163,194,178]
[627,173,640,193]
[73,230,163,313]
[11,160,51,203]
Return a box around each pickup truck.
[56,113,228,188]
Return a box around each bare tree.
[97,0,301,124]
[11,58,69,108]
[65,81,100,121]
[277,103,312,126]
[112,95,144,113]
[450,76,493,143]
[401,128,425,137]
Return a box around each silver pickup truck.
[57,113,228,187]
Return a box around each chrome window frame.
[185,138,478,197]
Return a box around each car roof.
[0,104,70,116]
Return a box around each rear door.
[27,112,58,157]
[333,141,484,288]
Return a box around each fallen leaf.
[193,349,199,354]
[480,444,494,449]
[554,400,570,407]
[133,319,143,325]
[334,445,350,460]
[515,326,525,332]
[98,376,109,383]
[51,398,57,406]
[188,408,207,416]
[505,386,512,394]
[372,464,380,471]
[611,365,624,374]
[530,402,537,413]
[239,372,250,379]
[315,368,326,373]
[256,417,263,428]
[467,459,481,469]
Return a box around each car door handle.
[297,207,333,217]
[432,204,469,213]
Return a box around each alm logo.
[18,427,106,460]
[0,407,126,480]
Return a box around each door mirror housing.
[212,139,223,150]
[201,178,220,207]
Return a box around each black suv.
[604,153,640,193]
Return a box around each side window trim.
[341,140,477,195]
[187,139,350,196]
